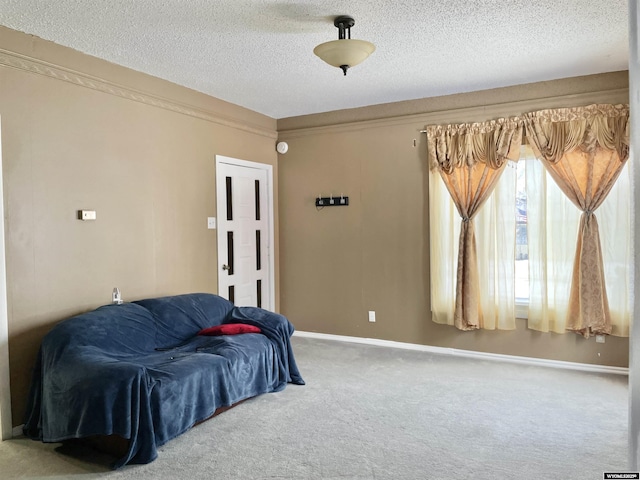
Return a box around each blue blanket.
[23,293,304,468]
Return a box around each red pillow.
[198,323,261,336]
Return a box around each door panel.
[216,157,272,310]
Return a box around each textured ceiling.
[0,0,629,119]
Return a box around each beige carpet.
[0,336,629,479]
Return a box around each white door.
[216,156,274,311]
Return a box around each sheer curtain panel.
[427,118,522,330]
[523,104,630,337]
[525,148,631,336]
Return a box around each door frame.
[215,155,275,311]
[0,118,12,440]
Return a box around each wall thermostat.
[276,141,289,154]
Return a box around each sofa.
[23,293,305,468]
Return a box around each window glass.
[515,159,528,303]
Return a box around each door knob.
[222,264,231,271]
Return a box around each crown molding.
[0,48,277,140]
[278,88,629,138]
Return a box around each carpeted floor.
[0,336,629,479]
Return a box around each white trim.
[12,425,23,438]
[215,155,276,311]
[0,118,12,441]
[293,331,629,376]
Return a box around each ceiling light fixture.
[313,16,375,76]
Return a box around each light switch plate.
[78,210,96,221]
[207,217,216,229]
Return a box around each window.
[429,144,632,334]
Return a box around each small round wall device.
[276,141,289,154]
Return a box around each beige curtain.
[523,104,630,337]
[427,118,523,330]
[428,157,518,331]
[525,147,632,336]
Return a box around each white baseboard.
[12,424,23,438]
[293,331,629,376]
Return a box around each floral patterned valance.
[522,103,629,163]
[426,117,522,174]
[425,103,629,172]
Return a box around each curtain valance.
[426,117,523,173]
[522,103,629,164]
[427,104,629,171]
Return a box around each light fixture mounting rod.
[334,15,355,40]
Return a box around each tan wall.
[277,71,630,369]
[0,26,279,426]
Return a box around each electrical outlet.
[595,335,605,343]
[368,311,376,323]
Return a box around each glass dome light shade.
[313,39,375,70]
